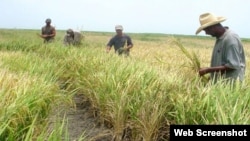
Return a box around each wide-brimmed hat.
[115,25,123,30]
[196,13,226,34]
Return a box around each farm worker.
[106,25,133,56]
[196,13,246,83]
[63,29,83,46]
[38,18,56,43]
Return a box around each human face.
[46,22,51,26]
[116,29,123,36]
[203,26,216,37]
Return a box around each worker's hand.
[42,35,49,38]
[124,47,129,51]
[106,47,111,53]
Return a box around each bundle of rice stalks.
[171,38,209,83]
[171,38,200,72]
[117,39,129,56]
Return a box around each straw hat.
[196,13,226,34]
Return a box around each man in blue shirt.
[196,13,246,83]
[106,25,133,56]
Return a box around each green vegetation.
[0,29,249,141]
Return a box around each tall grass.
[0,29,249,141]
[0,69,61,140]
[72,52,170,140]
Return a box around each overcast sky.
[1,0,249,38]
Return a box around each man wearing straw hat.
[106,25,133,56]
[196,13,246,83]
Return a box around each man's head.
[115,25,123,36]
[196,13,226,35]
[66,29,74,36]
[45,18,52,26]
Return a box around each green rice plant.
[0,70,59,140]
[131,80,169,141]
[169,78,250,124]
[23,114,38,141]
[0,43,73,140]
[72,50,171,140]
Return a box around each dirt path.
[48,93,169,141]
[48,94,112,141]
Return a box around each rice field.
[0,29,249,141]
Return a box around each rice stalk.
[171,38,200,71]
[171,38,210,83]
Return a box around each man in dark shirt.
[39,18,56,43]
[106,25,133,56]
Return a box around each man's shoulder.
[73,31,82,36]
[42,25,55,29]
[110,34,131,39]
[50,25,56,30]
[224,30,241,42]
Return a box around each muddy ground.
[48,94,113,141]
